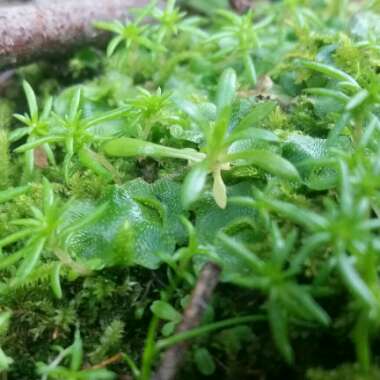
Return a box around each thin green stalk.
[85,106,130,128]
[243,52,257,87]
[0,229,35,248]
[78,147,113,182]
[104,137,206,162]
[139,316,159,380]
[123,353,141,379]
[354,312,371,372]
[156,315,265,351]
[0,185,30,204]
[139,265,190,378]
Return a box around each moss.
[0,100,14,130]
[307,364,380,380]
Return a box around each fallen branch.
[229,0,252,13]
[153,262,221,380]
[0,69,15,95]
[0,0,151,70]
[91,352,125,370]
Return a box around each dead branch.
[0,69,15,94]
[153,262,221,380]
[229,0,252,13]
[91,352,125,369]
[0,0,151,70]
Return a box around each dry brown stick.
[153,262,221,380]
[0,69,15,94]
[91,352,125,369]
[229,0,252,13]
[0,0,151,70]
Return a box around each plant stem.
[140,316,159,380]
[0,0,152,70]
[156,315,265,351]
[153,262,221,380]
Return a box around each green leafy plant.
[298,59,380,144]
[95,2,158,57]
[104,68,298,208]
[219,223,330,363]
[13,84,129,181]
[0,179,107,293]
[207,9,271,86]
[12,81,54,175]
[231,160,380,369]
[37,329,115,380]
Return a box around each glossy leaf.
[226,127,279,144]
[22,81,38,121]
[268,295,293,363]
[0,185,30,204]
[50,262,63,299]
[182,163,209,209]
[103,137,205,162]
[337,252,376,308]
[297,60,360,87]
[14,238,46,281]
[151,301,182,322]
[70,328,83,371]
[194,348,216,376]
[235,102,276,131]
[243,53,257,87]
[228,149,299,180]
[216,68,237,114]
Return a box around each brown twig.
[0,0,151,70]
[153,262,221,380]
[229,0,252,13]
[91,352,125,369]
[0,69,15,95]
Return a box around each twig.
[0,0,151,70]
[229,0,252,13]
[91,352,125,369]
[0,69,15,95]
[153,262,221,380]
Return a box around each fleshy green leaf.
[70,328,83,371]
[0,185,30,204]
[228,149,299,180]
[268,294,293,363]
[50,262,63,299]
[14,238,46,281]
[0,348,13,371]
[216,68,237,114]
[103,137,205,162]
[235,101,276,131]
[182,163,209,209]
[227,127,279,144]
[194,347,216,376]
[297,60,360,87]
[338,252,376,308]
[22,81,38,121]
[151,301,182,322]
[243,53,257,87]
[346,89,369,111]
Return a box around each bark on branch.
[0,0,151,70]
[229,0,252,13]
[153,262,221,380]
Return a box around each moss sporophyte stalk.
[1,0,380,379]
